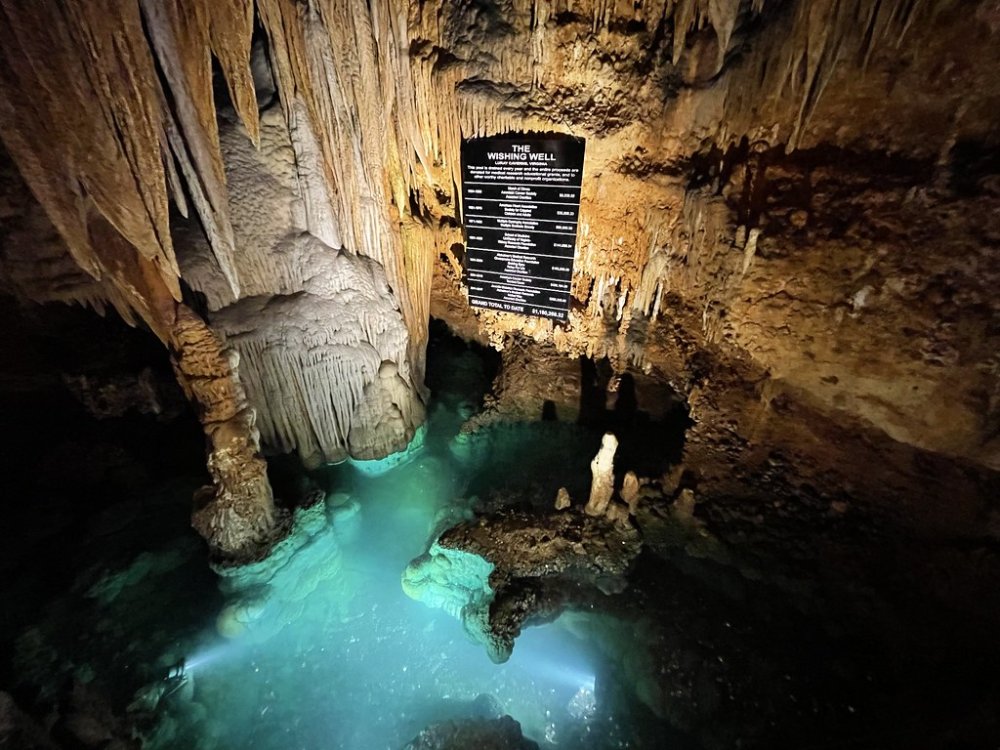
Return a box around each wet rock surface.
[403,715,538,750]
[435,510,641,662]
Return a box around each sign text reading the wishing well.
[461,134,585,321]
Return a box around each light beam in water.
[184,640,241,673]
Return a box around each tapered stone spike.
[555,487,572,511]
[585,433,618,517]
[621,471,641,515]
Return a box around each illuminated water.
[9,330,998,748]
[145,444,601,749]
[10,337,621,749]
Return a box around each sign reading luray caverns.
[461,133,586,322]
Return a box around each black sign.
[461,133,585,321]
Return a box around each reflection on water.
[14,383,611,750]
[149,441,600,749]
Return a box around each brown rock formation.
[170,307,274,559]
[436,509,642,662]
[0,0,996,626]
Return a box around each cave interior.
[1,1,999,749]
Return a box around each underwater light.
[166,659,187,681]
[518,653,595,692]
[512,629,596,691]
[184,641,237,672]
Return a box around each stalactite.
[209,234,420,468]
[0,0,177,299]
[141,0,244,299]
[0,0,967,482]
[254,0,433,384]
[723,0,930,151]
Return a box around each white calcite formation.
[180,105,423,467]
[585,433,619,517]
[210,234,423,467]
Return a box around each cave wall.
[404,0,1000,635]
[0,0,429,476]
[416,0,999,473]
[0,0,998,566]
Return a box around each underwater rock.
[404,715,539,750]
[211,497,343,642]
[349,422,427,476]
[215,596,267,639]
[60,681,139,750]
[86,544,196,605]
[584,433,618,517]
[402,542,495,623]
[328,497,362,544]
[409,510,641,662]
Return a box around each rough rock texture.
[419,510,641,662]
[413,0,1000,653]
[404,715,538,750]
[171,307,275,559]
[0,0,430,479]
[62,368,184,421]
[0,0,997,658]
[414,0,1000,486]
[1,0,996,467]
[403,540,495,625]
[0,691,57,750]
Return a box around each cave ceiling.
[0,0,997,478]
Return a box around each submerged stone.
[404,715,539,750]
[406,509,641,663]
[402,542,495,622]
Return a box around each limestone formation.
[209,234,423,467]
[554,487,571,511]
[0,0,997,659]
[621,471,641,514]
[585,433,618,517]
[180,103,425,467]
[1,0,997,480]
[171,307,275,559]
[407,511,641,663]
[404,715,539,750]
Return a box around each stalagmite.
[171,308,275,559]
[621,471,641,514]
[585,433,618,517]
[554,487,572,511]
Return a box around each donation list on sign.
[461,135,586,322]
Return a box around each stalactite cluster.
[0,0,997,562]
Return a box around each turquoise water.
[149,442,600,749]
[12,355,613,749]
